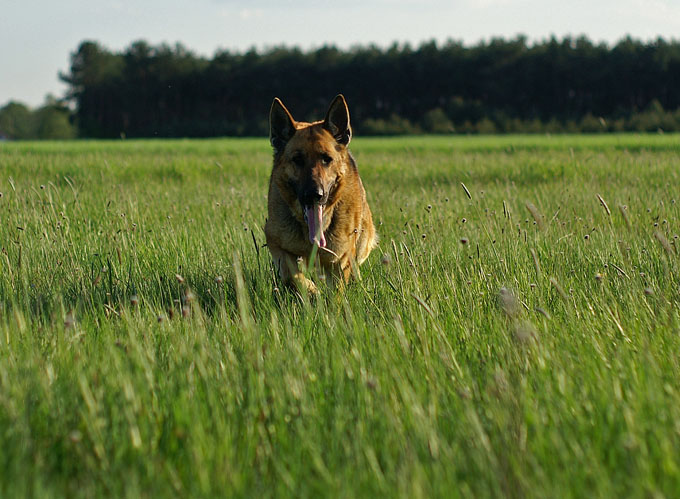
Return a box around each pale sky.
[2,0,679,107]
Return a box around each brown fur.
[265,95,377,294]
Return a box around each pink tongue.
[305,204,326,247]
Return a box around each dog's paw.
[295,276,318,296]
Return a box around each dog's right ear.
[270,98,296,153]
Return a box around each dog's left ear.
[270,98,297,153]
[323,94,351,145]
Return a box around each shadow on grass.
[1,250,294,327]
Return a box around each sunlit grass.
[1,135,679,497]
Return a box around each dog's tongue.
[305,204,326,248]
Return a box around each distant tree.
[59,40,125,137]
[362,114,420,135]
[475,117,497,134]
[628,99,679,132]
[421,108,454,133]
[35,99,76,139]
[0,98,77,140]
[0,101,36,139]
[579,113,607,133]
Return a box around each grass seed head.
[654,231,674,256]
[183,288,195,304]
[456,386,472,399]
[618,204,631,229]
[381,253,392,266]
[491,369,509,397]
[64,310,75,329]
[530,248,541,276]
[365,376,378,390]
[514,320,538,344]
[550,277,569,301]
[597,194,611,216]
[525,202,544,230]
[535,307,551,320]
[497,287,520,318]
[460,182,472,200]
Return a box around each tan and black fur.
[265,94,377,294]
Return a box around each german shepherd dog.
[265,95,377,294]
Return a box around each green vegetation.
[1,135,679,497]
[0,99,76,140]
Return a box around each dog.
[265,94,377,294]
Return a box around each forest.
[3,35,680,138]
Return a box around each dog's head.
[269,95,353,247]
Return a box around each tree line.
[3,35,680,139]
[0,98,75,140]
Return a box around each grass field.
[1,134,679,497]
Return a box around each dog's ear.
[270,98,296,152]
[323,94,351,145]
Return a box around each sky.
[2,0,680,108]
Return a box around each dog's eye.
[320,154,333,166]
[291,154,305,167]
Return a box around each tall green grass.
[1,135,679,497]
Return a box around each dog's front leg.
[268,243,318,295]
[324,243,359,286]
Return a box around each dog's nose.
[300,186,325,206]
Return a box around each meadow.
[1,134,679,497]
